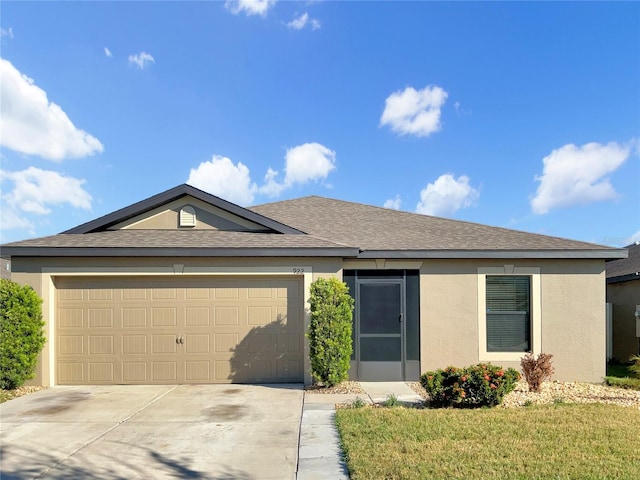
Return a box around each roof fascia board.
[357,249,629,260]
[63,184,304,235]
[606,273,640,284]
[2,247,360,257]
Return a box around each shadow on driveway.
[0,443,252,480]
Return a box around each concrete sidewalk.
[296,382,424,479]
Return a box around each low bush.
[0,279,46,390]
[629,355,640,379]
[605,376,640,391]
[520,352,554,392]
[420,363,520,408]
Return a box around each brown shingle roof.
[251,196,613,252]
[606,242,640,280]
[2,190,626,260]
[1,230,355,256]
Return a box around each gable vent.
[179,206,196,227]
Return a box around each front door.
[356,280,405,381]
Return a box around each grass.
[605,362,640,390]
[336,403,640,480]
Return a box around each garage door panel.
[152,335,178,354]
[123,308,147,327]
[58,362,84,383]
[153,361,177,382]
[59,308,84,328]
[186,307,210,326]
[55,276,304,385]
[88,309,113,328]
[214,306,238,325]
[123,362,147,382]
[88,335,113,355]
[122,335,147,354]
[89,362,114,382]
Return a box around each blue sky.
[1,1,638,246]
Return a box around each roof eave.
[357,249,629,259]
[2,246,360,258]
[606,272,640,284]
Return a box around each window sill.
[479,351,529,363]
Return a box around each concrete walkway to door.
[0,384,303,479]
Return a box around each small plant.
[523,399,533,407]
[1,279,46,390]
[628,355,640,379]
[350,396,367,409]
[553,396,565,404]
[520,352,555,393]
[420,363,520,408]
[307,278,354,387]
[382,393,399,407]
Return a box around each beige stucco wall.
[11,256,342,387]
[12,255,607,385]
[420,259,607,383]
[607,280,640,362]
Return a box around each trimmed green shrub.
[520,352,554,392]
[629,355,640,379]
[307,277,354,387]
[421,363,520,408]
[0,279,46,390]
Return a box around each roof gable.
[64,184,303,235]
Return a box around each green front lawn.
[336,403,640,480]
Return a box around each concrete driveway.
[0,384,303,479]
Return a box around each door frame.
[354,278,407,381]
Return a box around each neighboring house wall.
[607,279,640,362]
[1,257,10,280]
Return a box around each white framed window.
[478,266,541,362]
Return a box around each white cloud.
[104,47,113,58]
[0,27,14,38]
[187,155,257,206]
[259,143,336,196]
[287,12,321,30]
[128,52,155,69]
[454,101,471,116]
[1,167,92,223]
[384,196,402,210]
[260,167,285,197]
[188,143,335,204]
[283,143,335,186]
[0,208,34,232]
[415,173,479,217]
[628,231,640,245]
[380,85,448,137]
[530,141,631,214]
[225,0,276,17]
[0,58,104,161]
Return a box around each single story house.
[606,242,640,362]
[1,184,627,386]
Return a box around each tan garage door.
[55,276,303,385]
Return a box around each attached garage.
[54,276,304,385]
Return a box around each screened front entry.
[344,271,420,381]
